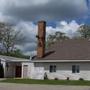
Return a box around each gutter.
[32,60,90,63]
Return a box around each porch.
[5,62,22,78]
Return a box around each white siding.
[22,62,35,79]
[32,62,90,80]
[5,63,15,78]
[23,65,28,78]
[0,61,15,78]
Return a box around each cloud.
[46,20,80,38]
[0,0,87,56]
[15,21,37,43]
[14,20,80,55]
[0,0,88,21]
[14,21,37,55]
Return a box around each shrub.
[67,77,70,80]
[79,78,84,81]
[44,72,48,80]
[54,78,59,80]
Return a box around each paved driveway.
[0,83,90,90]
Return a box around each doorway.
[23,65,28,78]
[15,66,22,77]
[0,64,4,78]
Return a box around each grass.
[1,78,90,86]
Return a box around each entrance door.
[15,66,21,77]
[0,64,4,78]
[23,65,28,78]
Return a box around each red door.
[15,66,22,77]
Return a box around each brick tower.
[36,21,46,58]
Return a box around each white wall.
[32,62,90,80]
[0,61,15,78]
[5,63,15,78]
[1,60,90,80]
[22,62,45,79]
[4,62,21,78]
[22,62,35,79]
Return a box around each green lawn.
[1,78,90,86]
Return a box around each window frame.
[49,65,56,73]
[72,65,80,73]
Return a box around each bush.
[66,77,70,80]
[44,72,48,80]
[54,78,59,80]
[79,78,84,81]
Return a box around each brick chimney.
[36,21,46,58]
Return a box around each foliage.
[78,25,90,38]
[44,72,48,80]
[0,49,30,59]
[66,77,70,80]
[0,22,24,54]
[46,31,69,48]
[79,78,84,81]
[54,78,59,80]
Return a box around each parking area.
[0,83,90,90]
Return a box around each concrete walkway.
[0,83,90,90]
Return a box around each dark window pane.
[54,65,56,72]
[77,65,80,73]
[49,65,56,73]
[72,65,80,73]
[49,65,53,72]
[72,65,76,73]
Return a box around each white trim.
[7,60,31,62]
[0,58,30,62]
[32,60,90,63]
[0,55,30,62]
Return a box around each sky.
[0,0,90,56]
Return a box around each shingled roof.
[35,39,90,60]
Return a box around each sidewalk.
[0,83,90,90]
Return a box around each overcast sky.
[0,0,90,56]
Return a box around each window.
[72,65,80,73]
[49,65,56,73]
[6,63,9,71]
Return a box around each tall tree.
[55,31,69,41]
[78,25,90,38]
[0,22,24,54]
[46,31,69,48]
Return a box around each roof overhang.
[0,55,31,63]
[6,60,31,63]
[32,60,90,63]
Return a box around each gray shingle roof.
[36,39,90,60]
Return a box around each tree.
[46,31,69,48]
[47,34,56,46]
[78,25,90,38]
[0,22,24,54]
[55,31,69,41]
